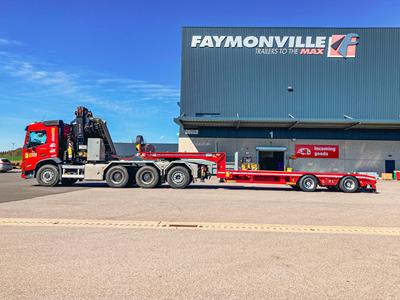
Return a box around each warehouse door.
[256,147,287,171]
[385,160,395,173]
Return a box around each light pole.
[11,142,15,162]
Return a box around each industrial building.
[176,27,400,173]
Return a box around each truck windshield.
[28,130,47,147]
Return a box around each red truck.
[21,106,377,193]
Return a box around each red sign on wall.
[295,144,339,159]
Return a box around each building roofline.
[182,26,400,30]
[176,117,400,130]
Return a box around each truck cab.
[21,106,118,186]
[22,120,70,179]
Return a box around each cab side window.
[28,130,47,147]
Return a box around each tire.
[105,166,130,188]
[61,178,78,186]
[36,164,59,187]
[298,175,318,192]
[135,166,160,188]
[339,176,359,193]
[167,166,191,189]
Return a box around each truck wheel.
[135,166,160,188]
[339,176,359,193]
[167,166,191,189]
[37,164,59,187]
[61,178,78,186]
[105,166,129,188]
[298,175,318,192]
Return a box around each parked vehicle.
[0,158,13,172]
[21,106,377,193]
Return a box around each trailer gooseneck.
[21,106,377,193]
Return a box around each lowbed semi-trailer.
[21,106,377,193]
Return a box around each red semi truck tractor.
[21,107,377,193]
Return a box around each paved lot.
[0,170,94,203]
[1,172,400,299]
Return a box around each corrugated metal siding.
[185,127,400,141]
[181,27,400,121]
[114,143,178,157]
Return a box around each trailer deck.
[138,151,377,192]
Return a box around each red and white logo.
[327,33,359,58]
[297,147,312,156]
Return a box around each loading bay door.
[256,147,287,171]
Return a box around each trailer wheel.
[298,175,318,192]
[135,166,160,188]
[105,166,129,188]
[167,166,191,189]
[36,164,59,187]
[339,176,359,193]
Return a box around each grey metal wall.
[181,27,400,121]
[114,143,178,158]
[179,137,400,174]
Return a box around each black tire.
[339,176,359,193]
[61,178,78,186]
[36,164,59,187]
[105,166,130,188]
[298,175,318,192]
[167,166,191,189]
[135,166,160,188]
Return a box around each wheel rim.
[141,171,154,183]
[343,178,355,190]
[303,178,315,190]
[42,169,55,183]
[172,171,185,184]
[111,171,123,184]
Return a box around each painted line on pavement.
[0,218,400,236]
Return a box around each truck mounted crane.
[21,106,377,193]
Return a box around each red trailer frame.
[139,151,377,192]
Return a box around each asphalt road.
[1,173,400,299]
[0,170,96,203]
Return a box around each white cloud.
[0,51,180,113]
[0,38,22,46]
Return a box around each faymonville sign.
[191,33,359,58]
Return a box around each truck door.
[24,129,48,168]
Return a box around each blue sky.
[0,0,399,151]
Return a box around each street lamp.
[11,142,15,162]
